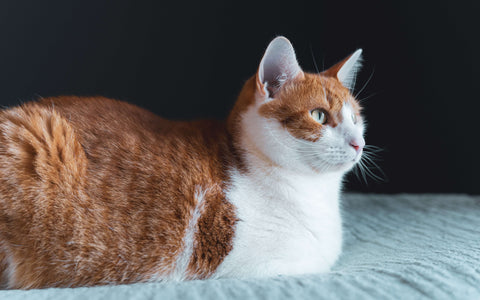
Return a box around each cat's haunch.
[0,36,365,289]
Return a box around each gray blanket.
[1,194,479,299]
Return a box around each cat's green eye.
[311,109,327,124]
[351,113,358,124]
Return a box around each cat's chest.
[214,169,343,278]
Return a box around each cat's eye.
[311,109,327,124]
[351,113,358,124]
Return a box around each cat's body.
[0,37,366,289]
[0,96,239,287]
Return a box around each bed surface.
[2,194,479,299]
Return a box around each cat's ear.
[256,36,304,99]
[323,49,363,90]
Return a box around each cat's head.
[229,36,365,175]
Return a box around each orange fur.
[0,97,237,288]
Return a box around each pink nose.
[350,138,365,153]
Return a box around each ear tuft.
[323,49,363,90]
[257,36,303,98]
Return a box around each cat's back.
[0,96,230,189]
[35,95,221,146]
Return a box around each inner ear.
[322,49,363,90]
[257,37,304,99]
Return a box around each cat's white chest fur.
[214,166,343,278]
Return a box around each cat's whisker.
[357,163,367,185]
[362,150,382,159]
[310,45,321,74]
[350,143,386,185]
[357,92,378,104]
[363,145,384,154]
[362,155,386,176]
[360,160,378,183]
[364,149,381,154]
[354,68,375,99]
[364,144,383,150]
[364,166,384,182]
[357,150,386,183]
[354,160,369,185]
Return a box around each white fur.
[169,186,206,280]
[214,91,365,278]
[1,245,16,288]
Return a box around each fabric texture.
[1,194,479,299]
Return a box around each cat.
[0,36,365,289]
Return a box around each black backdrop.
[0,1,476,194]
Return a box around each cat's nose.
[349,137,365,153]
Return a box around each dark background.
[0,1,476,193]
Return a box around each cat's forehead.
[282,74,352,110]
[259,73,358,119]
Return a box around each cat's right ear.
[322,49,363,91]
[256,36,304,100]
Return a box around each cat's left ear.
[323,49,363,90]
[256,36,305,99]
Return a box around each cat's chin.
[336,162,358,173]
[310,161,357,175]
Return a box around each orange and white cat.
[0,36,365,289]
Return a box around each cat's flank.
[0,37,365,289]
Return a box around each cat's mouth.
[354,150,363,162]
